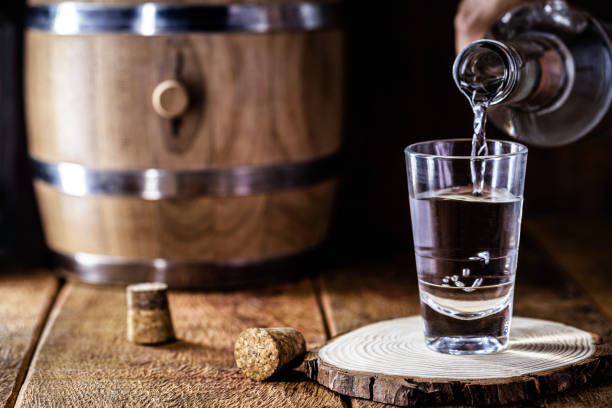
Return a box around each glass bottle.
[453,0,612,146]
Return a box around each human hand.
[454,0,532,53]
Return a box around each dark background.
[0,1,43,262]
[1,1,612,265]
[332,0,612,257]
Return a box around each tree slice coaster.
[304,316,612,406]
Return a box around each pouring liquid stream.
[470,94,490,196]
[460,61,505,196]
[453,42,508,194]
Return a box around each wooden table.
[1,216,611,408]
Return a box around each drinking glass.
[405,139,527,354]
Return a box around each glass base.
[425,335,508,355]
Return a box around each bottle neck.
[453,36,571,112]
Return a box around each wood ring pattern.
[304,316,612,406]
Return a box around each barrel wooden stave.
[26,0,343,283]
[26,31,344,170]
[34,179,338,261]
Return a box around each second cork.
[234,327,306,381]
[127,282,175,345]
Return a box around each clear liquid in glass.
[410,185,522,354]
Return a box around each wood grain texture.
[525,215,612,321]
[25,24,343,271]
[305,317,611,406]
[15,280,346,407]
[35,178,337,260]
[0,271,58,408]
[318,238,612,408]
[318,254,420,337]
[26,31,343,169]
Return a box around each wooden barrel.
[25,0,343,287]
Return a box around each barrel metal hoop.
[31,152,340,199]
[53,248,319,288]
[27,2,341,34]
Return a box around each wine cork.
[126,282,175,345]
[234,327,306,381]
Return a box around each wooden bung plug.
[234,327,306,381]
[152,79,189,119]
[126,282,175,345]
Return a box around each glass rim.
[405,138,528,159]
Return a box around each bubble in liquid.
[442,277,450,284]
[451,275,459,282]
[462,268,470,277]
[454,281,466,287]
[462,277,484,292]
[469,251,490,264]
[503,254,513,274]
[478,251,490,264]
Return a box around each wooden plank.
[0,271,59,408]
[15,280,346,407]
[318,254,420,337]
[525,215,612,321]
[318,238,612,408]
[512,241,611,341]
